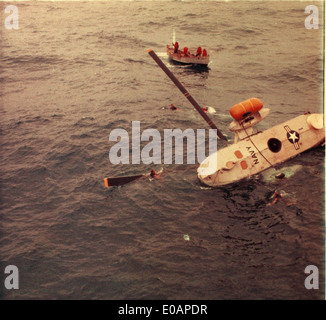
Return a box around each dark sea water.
[0,0,324,300]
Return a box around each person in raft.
[173,42,179,53]
[196,46,202,56]
[183,47,190,56]
[202,49,207,56]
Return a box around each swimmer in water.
[150,169,162,179]
[150,170,157,178]
[267,191,282,206]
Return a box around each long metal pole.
[147,49,227,141]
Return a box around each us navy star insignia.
[284,125,300,150]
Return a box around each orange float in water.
[230,98,263,120]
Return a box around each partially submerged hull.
[147,49,325,188]
[167,45,209,66]
[197,113,325,187]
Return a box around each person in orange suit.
[174,42,179,53]
[183,47,189,56]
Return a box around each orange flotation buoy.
[229,98,263,120]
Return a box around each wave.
[2,55,67,71]
[123,58,145,64]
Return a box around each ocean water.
[0,0,324,300]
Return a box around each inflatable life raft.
[229,98,263,120]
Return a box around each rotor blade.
[104,174,146,187]
[147,49,227,141]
